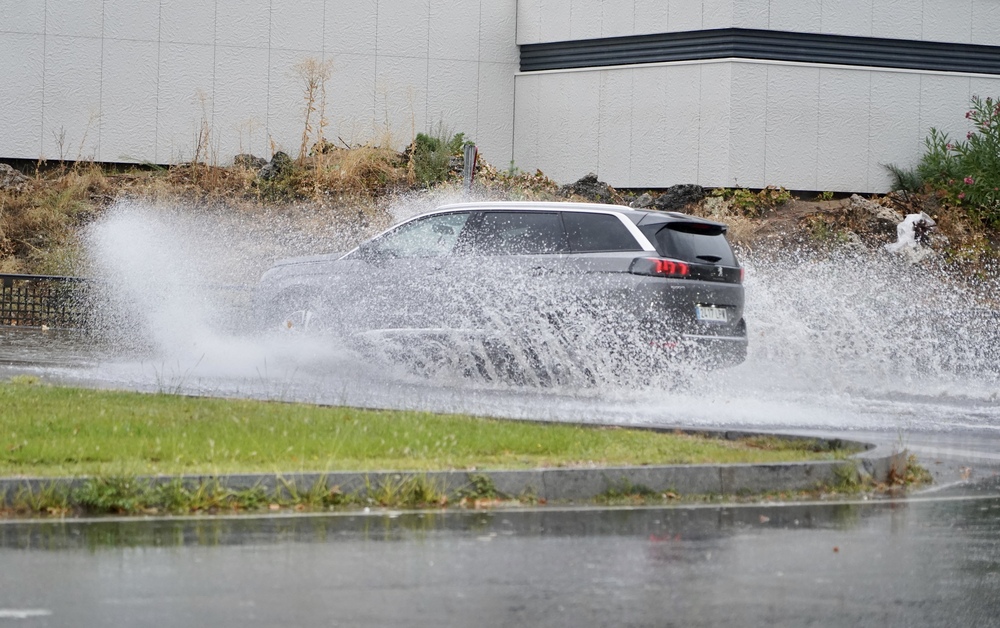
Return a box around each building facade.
[3,0,1000,192]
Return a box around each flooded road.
[3,200,1000,625]
[3,484,1000,628]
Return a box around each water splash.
[61,197,1000,433]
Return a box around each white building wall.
[0,0,518,166]
[4,0,1000,193]
[515,60,1000,191]
[513,0,1000,191]
[517,0,1000,45]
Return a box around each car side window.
[464,212,566,255]
[365,212,471,258]
[564,212,643,252]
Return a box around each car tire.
[268,291,326,334]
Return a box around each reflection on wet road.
[3,308,1000,626]
[2,483,1000,628]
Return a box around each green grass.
[0,380,847,478]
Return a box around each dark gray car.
[256,201,746,381]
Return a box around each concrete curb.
[0,429,906,504]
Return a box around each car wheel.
[269,292,326,334]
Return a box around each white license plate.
[696,305,728,322]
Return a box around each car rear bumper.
[680,331,748,367]
[639,316,748,369]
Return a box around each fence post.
[463,143,478,193]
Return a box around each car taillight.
[630,257,690,278]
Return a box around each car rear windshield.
[640,222,737,266]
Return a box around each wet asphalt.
[2,328,1000,626]
[2,480,1000,627]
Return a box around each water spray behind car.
[77,195,1000,420]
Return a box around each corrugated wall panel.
[0,0,517,167]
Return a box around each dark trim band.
[520,28,1000,75]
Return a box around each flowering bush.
[917,95,1000,224]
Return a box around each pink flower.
[968,131,975,139]
[948,179,955,185]
[958,192,966,199]
[966,111,973,119]
[965,176,975,184]
[946,143,954,150]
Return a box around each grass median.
[0,378,876,516]
[0,378,847,478]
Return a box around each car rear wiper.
[695,255,722,263]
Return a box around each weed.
[278,475,355,509]
[596,478,661,504]
[410,124,468,186]
[365,474,446,508]
[458,473,500,500]
[883,163,923,193]
[229,485,271,511]
[150,478,193,513]
[817,190,835,201]
[831,461,861,492]
[294,57,334,165]
[11,482,70,515]
[710,186,793,217]
[887,454,933,487]
[74,475,150,514]
[804,215,853,245]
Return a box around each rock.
[630,193,654,209]
[848,194,903,234]
[233,154,267,170]
[0,164,29,192]
[559,173,616,204]
[258,151,293,180]
[652,184,705,212]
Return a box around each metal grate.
[0,274,88,329]
[520,28,1000,74]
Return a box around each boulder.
[652,184,705,212]
[848,194,903,236]
[629,193,654,209]
[559,173,616,204]
[258,151,293,180]
[233,154,267,170]
[0,164,29,192]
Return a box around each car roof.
[432,201,725,227]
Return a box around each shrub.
[916,95,1000,224]
[710,186,793,217]
[410,125,468,186]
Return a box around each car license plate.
[696,305,728,322]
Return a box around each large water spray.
[71,198,1000,431]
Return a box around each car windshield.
[363,212,471,258]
